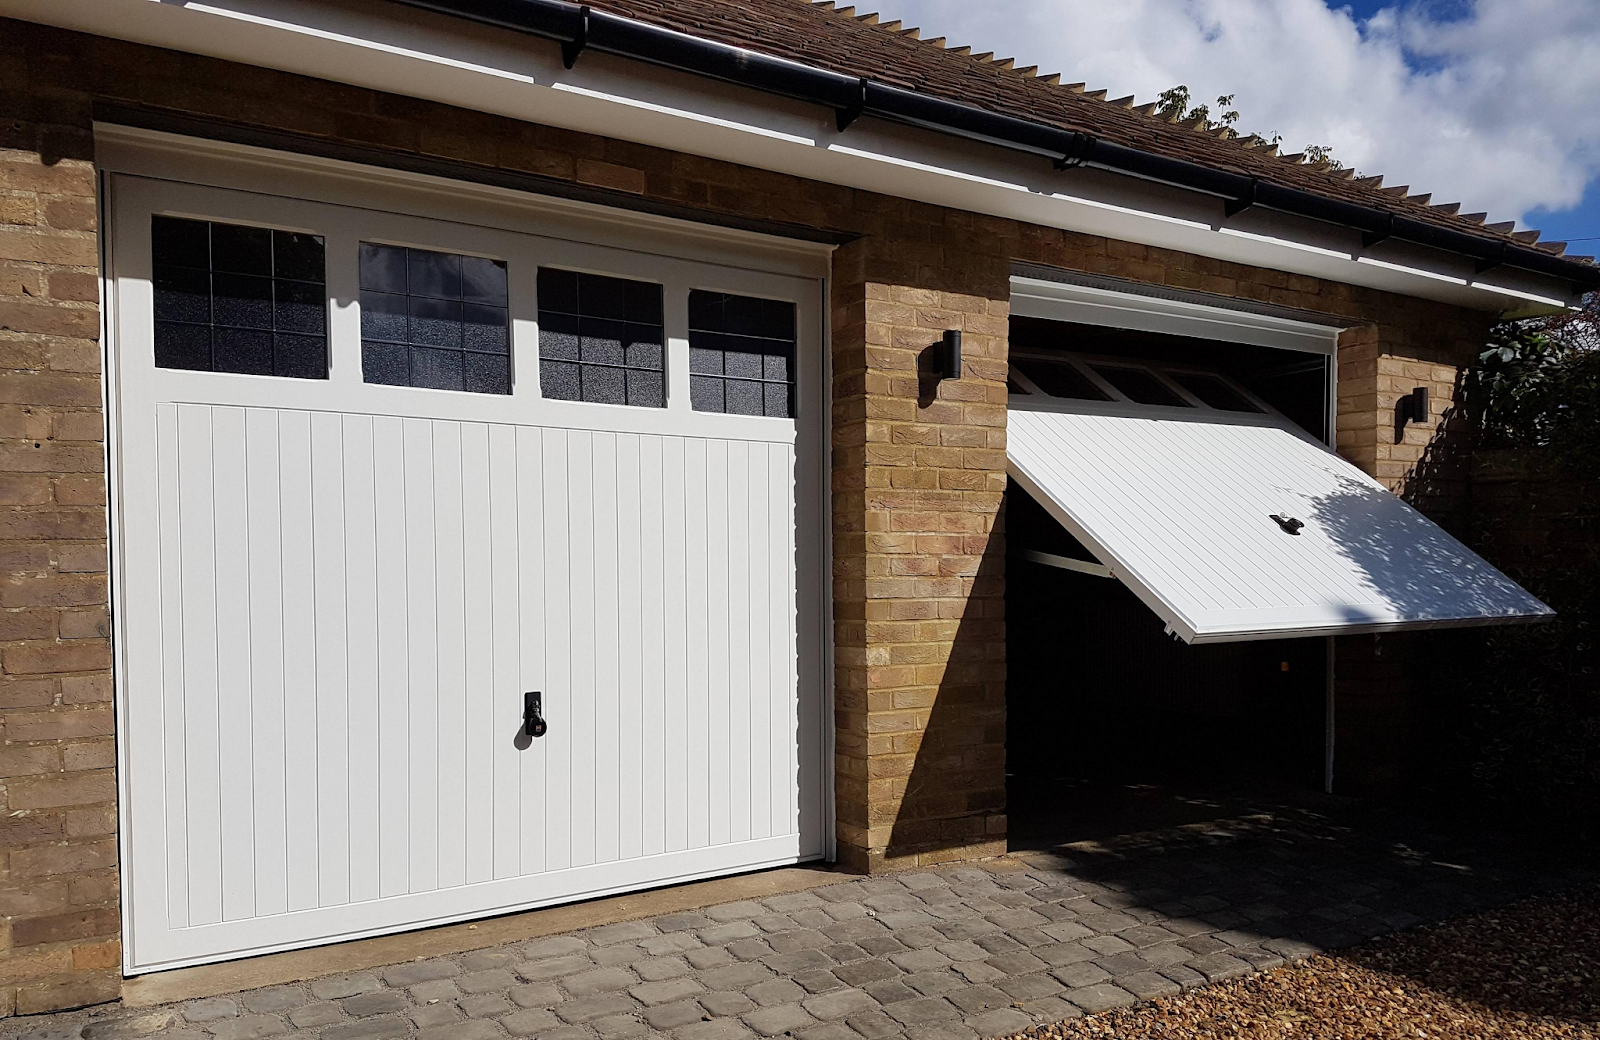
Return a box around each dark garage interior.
[1003,315,1337,847]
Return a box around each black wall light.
[937,329,962,380]
[1394,385,1429,441]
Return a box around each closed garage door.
[104,135,828,974]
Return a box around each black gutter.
[390,0,1599,293]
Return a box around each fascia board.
[3,0,1580,314]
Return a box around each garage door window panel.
[537,268,665,407]
[360,243,511,394]
[688,291,796,417]
[152,215,328,378]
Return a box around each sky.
[860,0,1600,255]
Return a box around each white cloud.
[861,0,1600,234]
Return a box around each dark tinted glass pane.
[411,346,464,390]
[725,379,763,416]
[539,268,666,407]
[463,353,510,395]
[724,351,763,379]
[361,291,408,343]
[360,243,408,292]
[624,280,662,324]
[1014,359,1109,400]
[212,274,274,330]
[152,216,210,270]
[1093,365,1189,407]
[153,266,210,324]
[213,328,274,375]
[721,294,768,337]
[626,369,664,408]
[272,230,325,282]
[211,224,272,275]
[764,383,790,418]
[274,334,327,379]
[687,291,721,331]
[409,296,462,348]
[408,248,461,300]
[542,361,581,400]
[153,218,325,380]
[689,347,723,375]
[1172,372,1261,412]
[623,339,662,371]
[537,268,580,314]
[460,256,508,305]
[690,375,723,412]
[763,354,789,382]
[579,318,625,367]
[580,274,626,319]
[582,364,626,405]
[760,298,796,339]
[539,313,579,361]
[155,322,211,370]
[362,341,410,386]
[274,279,325,335]
[463,304,509,353]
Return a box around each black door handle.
[524,691,547,739]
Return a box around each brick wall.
[0,16,1515,1013]
[0,83,119,1016]
[830,236,1011,872]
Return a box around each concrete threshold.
[122,862,844,1009]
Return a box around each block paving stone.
[10,808,1593,1040]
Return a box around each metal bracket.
[835,79,867,132]
[561,6,590,69]
[1361,214,1395,249]
[1022,549,1114,578]
[1474,242,1508,275]
[1224,178,1257,218]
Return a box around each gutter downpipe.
[387,0,1600,294]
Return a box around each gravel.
[1003,885,1600,1039]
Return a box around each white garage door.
[105,136,828,974]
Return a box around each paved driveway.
[6,799,1591,1040]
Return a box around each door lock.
[524,691,548,739]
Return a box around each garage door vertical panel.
[615,434,645,863]
[432,420,469,892]
[340,413,382,906]
[684,439,711,850]
[661,436,690,855]
[726,440,752,846]
[532,428,568,875]
[242,410,287,921]
[460,421,495,885]
[210,408,255,923]
[400,419,439,895]
[638,435,668,858]
[590,432,621,866]
[371,416,410,897]
[488,423,524,878]
[154,404,188,929]
[175,405,222,928]
[512,424,547,878]
[745,443,771,840]
[277,411,321,912]
[310,412,352,908]
[769,441,797,838]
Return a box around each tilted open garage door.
[104,130,828,973]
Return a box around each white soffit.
[3,0,1582,315]
[1008,407,1553,643]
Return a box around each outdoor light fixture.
[1395,386,1429,441]
[938,329,962,380]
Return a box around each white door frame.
[99,127,835,974]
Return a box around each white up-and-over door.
[106,136,828,974]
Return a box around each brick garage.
[0,0,1571,1015]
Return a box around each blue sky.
[866,0,1600,256]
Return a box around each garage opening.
[1001,274,1551,847]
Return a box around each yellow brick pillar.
[829,235,1012,872]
